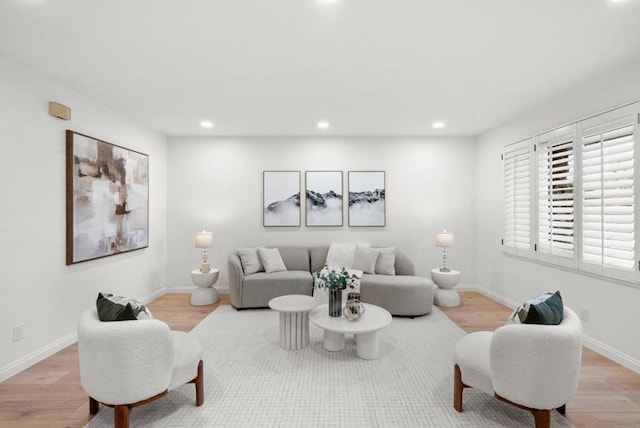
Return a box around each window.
[503,138,532,253]
[581,106,637,277]
[503,102,639,283]
[537,127,575,263]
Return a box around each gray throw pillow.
[257,247,288,273]
[352,245,379,274]
[375,247,396,275]
[238,247,264,275]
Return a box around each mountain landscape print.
[306,171,343,226]
[263,171,301,226]
[348,171,385,227]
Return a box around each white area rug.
[86,306,573,427]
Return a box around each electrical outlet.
[13,324,24,342]
[579,306,589,321]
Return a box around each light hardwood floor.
[0,292,638,427]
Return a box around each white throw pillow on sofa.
[326,243,369,269]
[238,247,264,275]
[352,245,379,274]
[375,247,396,275]
[257,247,288,273]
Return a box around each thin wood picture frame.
[348,170,386,227]
[263,170,301,227]
[66,130,149,264]
[305,171,343,227]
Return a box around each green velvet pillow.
[96,292,153,322]
[510,290,564,325]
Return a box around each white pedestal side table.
[190,268,220,306]
[431,268,461,308]
[268,295,317,351]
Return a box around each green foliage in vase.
[315,264,360,291]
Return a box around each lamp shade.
[435,231,454,248]
[195,231,213,248]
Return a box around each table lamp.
[195,230,213,273]
[435,230,454,272]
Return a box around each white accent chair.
[453,306,582,428]
[77,308,204,428]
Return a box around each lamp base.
[439,267,451,272]
[200,262,211,273]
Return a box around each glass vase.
[328,289,342,317]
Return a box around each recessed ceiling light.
[432,121,445,129]
[317,121,330,129]
[200,120,214,129]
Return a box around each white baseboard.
[473,285,520,309]
[142,287,169,303]
[581,334,640,374]
[0,287,169,383]
[4,284,637,383]
[165,285,230,293]
[0,332,77,383]
[471,285,640,374]
[165,285,197,293]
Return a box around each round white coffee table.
[190,269,220,305]
[309,303,392,360]
[268,295,317,351]
[431,268,461,307]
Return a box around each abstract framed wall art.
[263,171,301,227]
[66,130,149,264]
[305,171,343,227]
[348,171,386,227]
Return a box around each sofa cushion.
[360,274,434,316]
[510,290,564,325]
[375,247,396,275]
[454,331,494,396]
[258,247,287,273]
[238,247,264,275]
[274,246,311,271]
[242,271,314,308]
[310,246,330,272]
[96,292,152,322]
[352,245,379,274]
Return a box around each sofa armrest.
[490,307,582,410]
[227,252,244,308]
[77,309,174,405]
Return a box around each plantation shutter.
[581,107,636,271]
[537,127,575,260]
[504,139,532,251]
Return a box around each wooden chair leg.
[531,409,550,428]
[557,404,566,415]
[114,405,130,428]
[195,360,204,406]
[89,396,99,415]
[454,364,464,412]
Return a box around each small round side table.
[190,268,220,306]
[431,268,461,308]
[268,295,317,351]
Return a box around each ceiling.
[1,0,640,137]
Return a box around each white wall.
[476,58,640,371]
[166,136,477,291]
[0,55,168,381]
